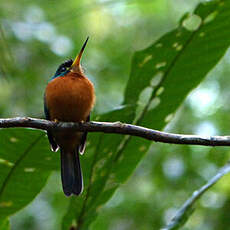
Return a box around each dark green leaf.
[0,128,59,218]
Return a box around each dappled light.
[1,0,230,230]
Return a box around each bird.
[44,37,95,196]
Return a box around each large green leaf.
[62,0,230,229]
[0,128,58,219]
[0,218,10,230]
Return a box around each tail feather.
[60,148,83,196]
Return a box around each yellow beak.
[71,37,89,71]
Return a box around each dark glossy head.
[52,59,73,79]
[51,37,89,80]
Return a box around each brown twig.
[0,117,230,146]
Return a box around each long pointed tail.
[60,148,83,196]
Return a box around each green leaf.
[0,128,58,218]
[61,0,230,229]
[0,218,10,230]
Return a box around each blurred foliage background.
[1,0,230,229]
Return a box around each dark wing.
[78,114,90,155]
[44,100,59,152]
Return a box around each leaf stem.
[162,162,230,230]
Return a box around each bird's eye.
[60,67,66,72]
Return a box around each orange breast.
[45,73,95,122]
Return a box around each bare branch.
[0,117,230,146]
[162,162,230,230]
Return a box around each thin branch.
[161,162,230,230]
[0,117,230,146]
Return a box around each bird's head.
[52,37,89,79]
